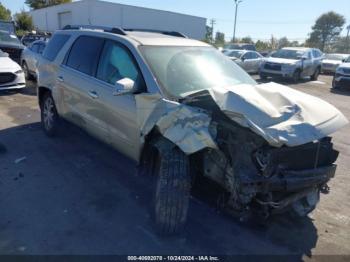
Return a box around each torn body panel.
[136,93,217,155]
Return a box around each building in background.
[29,0,206,40]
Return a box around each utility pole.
[210,18,216,44]
[233,0,243,43]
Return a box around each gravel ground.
[0,75,349,259]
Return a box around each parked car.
[332,56,350,89]
[0,20,16,34]
[37,26,347,235]
[21,40,47,80]
[259,47,323,82]
[21,33,50,46]
[0,30,25,64]
[223,49,264,74]
[223,43,256,51]
[322,53,349,74]
[0,50,26,91]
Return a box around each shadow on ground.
[0,122,318,258]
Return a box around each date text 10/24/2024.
[127,256,220,261]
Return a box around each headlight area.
[15,69,24,75]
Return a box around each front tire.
[154,147,191,235]
[22,61,32,80]
[292,69,301,83]
[41,93,59,137]
[311,67,320,81]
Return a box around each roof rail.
[124,28,187,38]
[61,25,187,38]
[62,25,127,35]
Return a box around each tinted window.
[97,40,139,85]
[66,36,104,76]
[43,34,70,61]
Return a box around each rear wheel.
[41,93,59,137]
[154,147,191,235]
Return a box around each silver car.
[21,40,47,80]
[260,47,323,82]
[322,53,349,74]
[37,27,347,235]
[223,49,264,74]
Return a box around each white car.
[322,53,349,74]
[333,56,350,89]
[223,49,264,74]
[0,50,26,90]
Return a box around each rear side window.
[66,36,104,76]
[42,34,70,61]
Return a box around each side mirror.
[241,57,245,62]
[113,78,135,96]
[301,55,308,60]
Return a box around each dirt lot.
[0,75,349,258]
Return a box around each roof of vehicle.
[60,26,210,47]
[282,47,312,51]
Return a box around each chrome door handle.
[57,76,64,82]
[88,90,99,99]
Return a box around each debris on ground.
[14,157,27,164]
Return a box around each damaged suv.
[38,26,348,235]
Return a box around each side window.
[97,40,140,86]
[308,51,312,59]
[251,52,260,59]
[66,36,104,76]
[42,34,70,61]
[31,43,39,53]
[243,52,252,60]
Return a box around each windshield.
[271,49,305,59]
[223,50,244,58]
[325,54,347,61]
[0,31,21,45]
[140,46,256,97]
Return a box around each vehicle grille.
[343,68,350,75]
[0,73,16,84]
[0,47,22,64]
[322,63,334,68]
[264,63,281,71]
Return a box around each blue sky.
[2,0,350,42]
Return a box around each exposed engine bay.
[182,91,339,218]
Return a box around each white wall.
[30,0,206,40]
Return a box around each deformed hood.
[209,82,348,147]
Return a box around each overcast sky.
[3,0,350,41]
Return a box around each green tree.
[278,37,290,49]
[204,25,213,43]
[14,10,33,32]
[215,31,225,46]
[0,2,11,20]
[240,36,254,44]
[25,0,71,10]
[255,40,269,52]
[306,11,345,51]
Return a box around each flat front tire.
[154,147,191,235]
[41,93,59,137]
